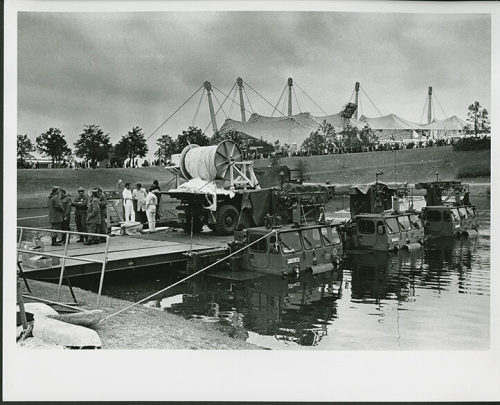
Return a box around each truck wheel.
[215,204,239,235]
[182,215,204,234]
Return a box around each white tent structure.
[219,111,367,146]
[420,115,468,138]
[359,113,423,142]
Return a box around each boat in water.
[342,181,424,251]
[228,221,344,276]
[416,180,478,237]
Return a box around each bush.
[453,137,491,151]
[456,165,490,178]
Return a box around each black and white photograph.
[4,0,499,401]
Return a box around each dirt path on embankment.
[19,280,263,350]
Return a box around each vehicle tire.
[182,214,204,234]
[215,204,239,235]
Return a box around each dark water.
[74,205,490,350]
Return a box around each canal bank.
[19,279,263,350]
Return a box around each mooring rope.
[98,229,277,323]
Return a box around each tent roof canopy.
[420,115,467,130]
[359,113,422,130]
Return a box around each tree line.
[17,101,490,169]
[17,124,243,169]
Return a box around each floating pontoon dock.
[19,228,231,280]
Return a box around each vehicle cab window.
[302,228,323,250]
[321,226,341,245]
[466,207,475,218]
[450,208,460,221]
[397,215,411,231]
[409,214,421,229]
[279,231,302,254]
[357,219,375,234]
[458,207,468,219]
[249,234,268,253]
[385,217,399,233]
[425,210,441,222]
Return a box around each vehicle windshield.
[279,231,302,253]
[409,214,422,229]
[466,206,475,218]
[302,228,323,250]
[397,215,411,231]
[450,208,460,220]
[385,217,399,233]
[459,207,468,218]
[321,227,341,246]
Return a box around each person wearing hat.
[72,186,89,242]
[47,186,64,246]
[97,187,108,241]
[85,189,101,245]
[59,188,72,233]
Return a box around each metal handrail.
[17,226,110,308]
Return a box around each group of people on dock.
[119,180,161,232]
[47,180,161,246]
[48,186,107,246]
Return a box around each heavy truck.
[165,140,333,235]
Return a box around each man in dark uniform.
[48,186,64,246]
[60,188,72,233]
[97,187,108,242]
[72,187,89,242]
[85,189,101,245]
[152,180,161,222]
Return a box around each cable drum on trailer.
[179,140,242,181]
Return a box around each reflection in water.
[164,269,343,346]
[76,209,489,349]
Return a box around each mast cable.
[192,89,205,127]
[243,80,286,117]
[360,86,383,116]
[272,84,287,117]
[147,84,204,141]
[294,81,328,115]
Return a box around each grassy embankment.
[254,146,491,185]
[19,279,262,349]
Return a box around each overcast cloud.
[18,11,490,156]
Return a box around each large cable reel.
[179,140,243,181]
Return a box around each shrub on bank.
[457,165,491,178]
[453,137,491,151]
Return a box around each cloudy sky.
[18,11,490,156]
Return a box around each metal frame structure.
[17,227,110,308]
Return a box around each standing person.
[72,187,89,242]
[122,183,135,222]
[60,188,72,234]
[97,187,108,241]
[132,183,147,226]
[85,189,101,245]
[151,179,161,222]
[145,186,158,232]
[116,179,124,193]
[48,186,64,246]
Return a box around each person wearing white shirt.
[145,186,158,232]
[132,183,147,225]
[122,182,135,222]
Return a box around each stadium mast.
[287,77,293,116]
[354,82,360,119]
[237,77,246,123]
[427,86,433,124]
[204,81,218,134]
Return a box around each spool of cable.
[179,140,242,181]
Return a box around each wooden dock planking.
[21,230,232,279]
